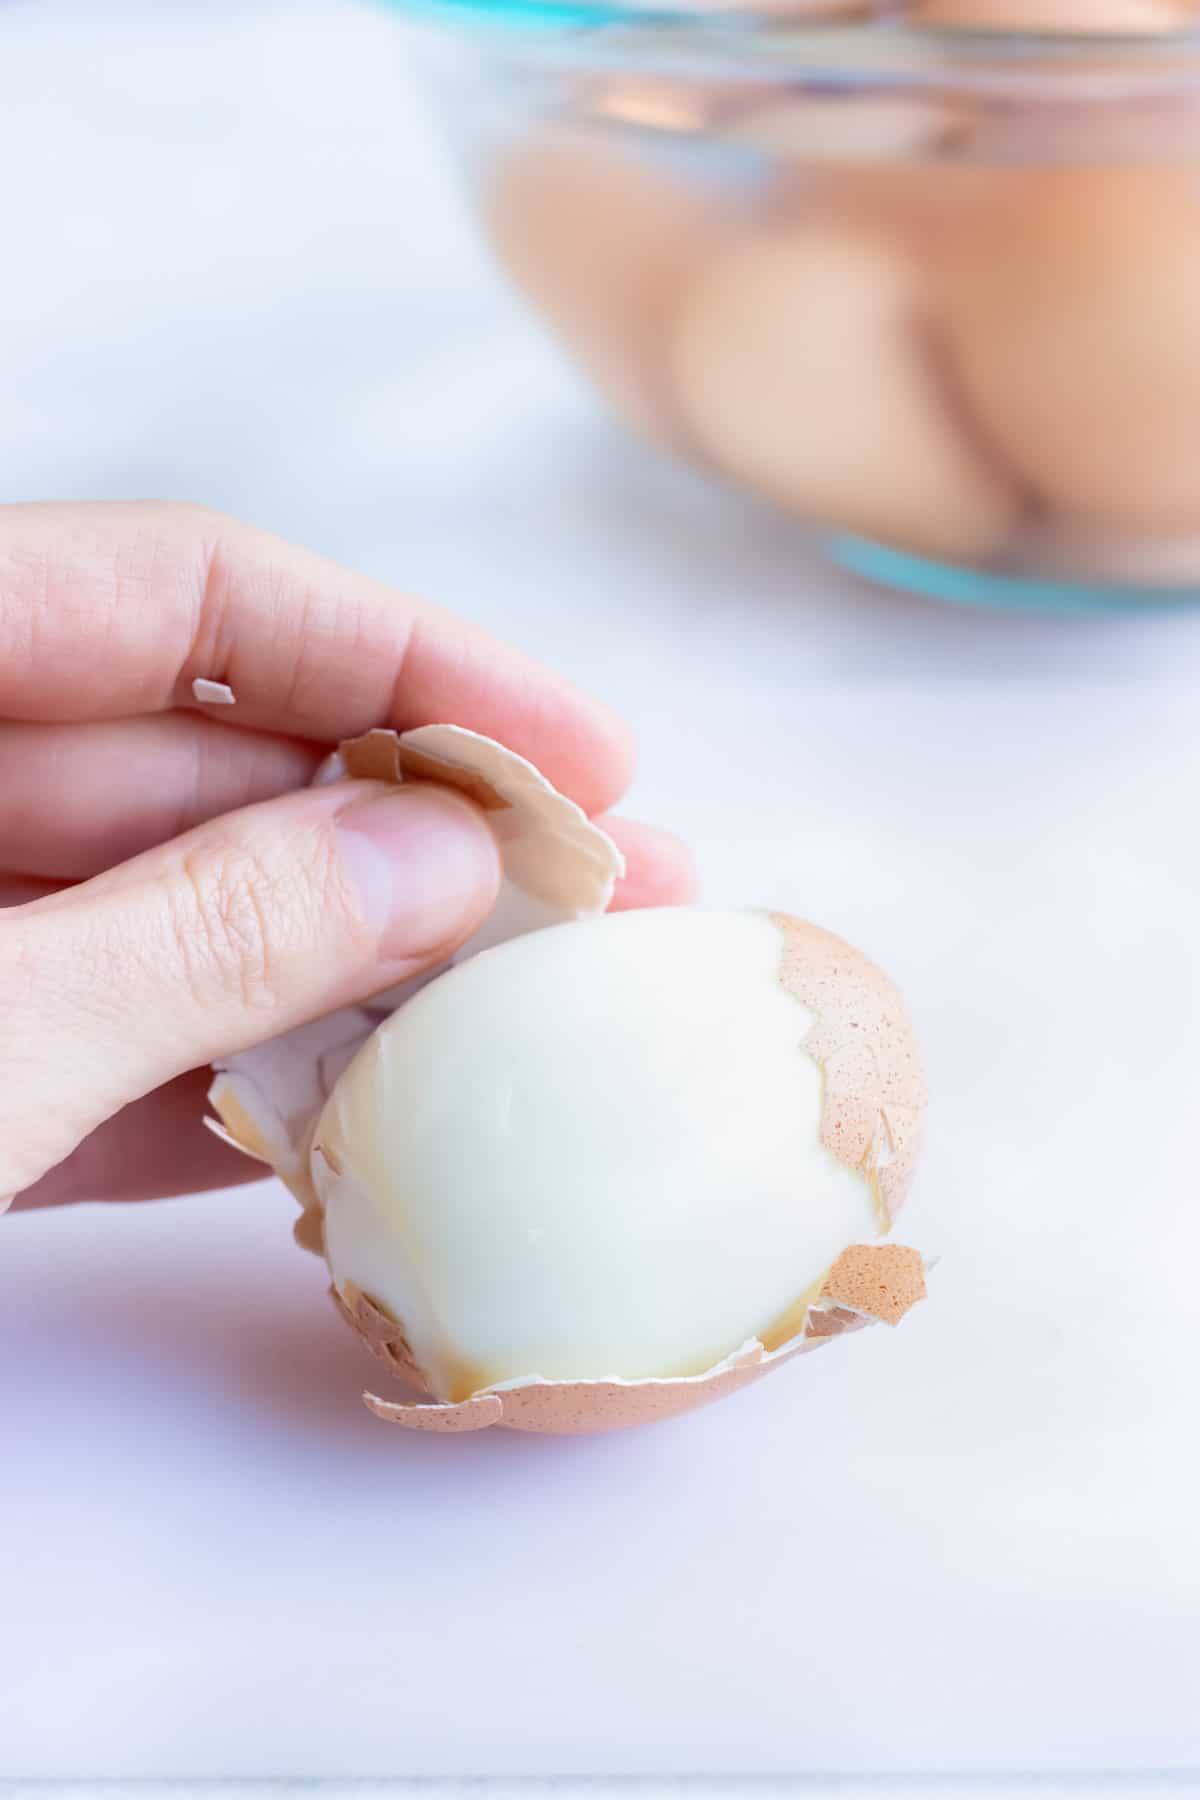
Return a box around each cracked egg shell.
[208,724,623,1229]
[208,727,927,1436]
[311,906,926,1434]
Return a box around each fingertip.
[600,816,698,911]
[334,781,503,963]
[554,695,639,819]
[396,610,639,819]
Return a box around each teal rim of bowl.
[376,0,627,27]
[378,0,1200,49]
[829,536,1200,615]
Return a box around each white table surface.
[3,0,1200,1782]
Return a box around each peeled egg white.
[210,727,927,1437]
[667,222,1021,562]
[317,910,870,1397]
[314,907,923,1412]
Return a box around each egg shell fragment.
[349,1244,927,1436]
[315,908,926,1433]
[191,677,236,705]
[940,167,1200,530]
[772,911,927,1223]
[208,1004,389,1234]
[207,731,929,1438]
[314,909,913,1392]
[208,724,623,1247]
[667,221,1022,563]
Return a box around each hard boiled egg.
[209,728,928,1436]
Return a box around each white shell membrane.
[316,908,879,1402]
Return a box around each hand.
[1,503,693,1211]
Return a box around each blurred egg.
[968,94,1200,165]
[748,86,992,255]
[482,135,722,445]
[773,163,1010,267]
[941,167,1200,528]
[912,0,1190,29]
[667,221,1022,561]
[1017,520,1200,588]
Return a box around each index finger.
[0,501,636,817]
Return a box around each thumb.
[0,779,500,1200]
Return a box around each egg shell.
[208,724,624,1248]
[209,732,928,1438]
[771,912,928,1222]
[482,136,723,446]
[667,220,1022,562]
[191,677,235,705]
[342,1243,927,1436]
[314,908,927,1433]
[941,167,1200,529]
[911,0,1190,30]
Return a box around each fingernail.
[336,784,500,960]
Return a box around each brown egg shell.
[206,723,929,1438]
[208,724,624,1249]
[313,910,927,1434]
[772,912,928,1219]
[350,1245,928,1436]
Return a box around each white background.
[1,0,1199,1782]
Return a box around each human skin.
[0,503,693,1212]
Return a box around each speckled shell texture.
[208,724,624,1248]
[771,914,927,1227]
[334,1241,927,1436]
[208,727,928,1437]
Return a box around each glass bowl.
[388,1,1200,611]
